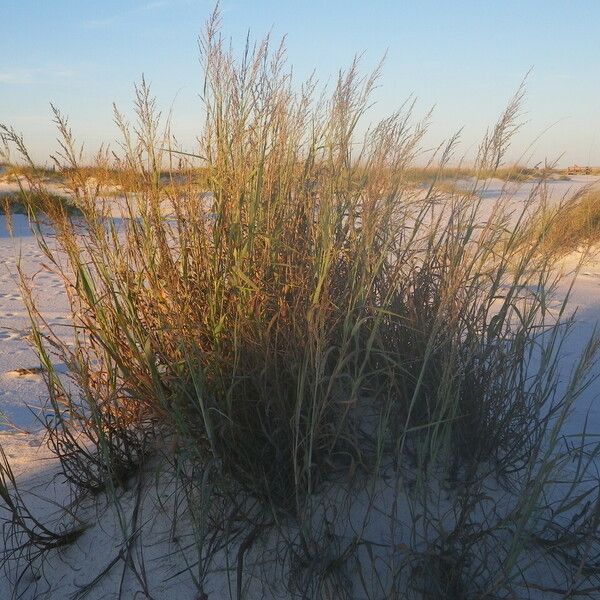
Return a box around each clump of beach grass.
[1,191,78,218]
[1,8,600,598]
[528,188,600,256]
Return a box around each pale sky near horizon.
[1,0,599,167]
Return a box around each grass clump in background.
[531,188,600,255]
[1,8,600,599]
[1,191,78,217]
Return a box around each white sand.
[0,214,70,431]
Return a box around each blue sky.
[2,0,600,166]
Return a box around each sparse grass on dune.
[528,188,600,255]
[1,9,600,599]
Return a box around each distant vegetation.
[0,161,211,192]
[0,161,577,190]
[0,163,62,183]
[402,164,568,184]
